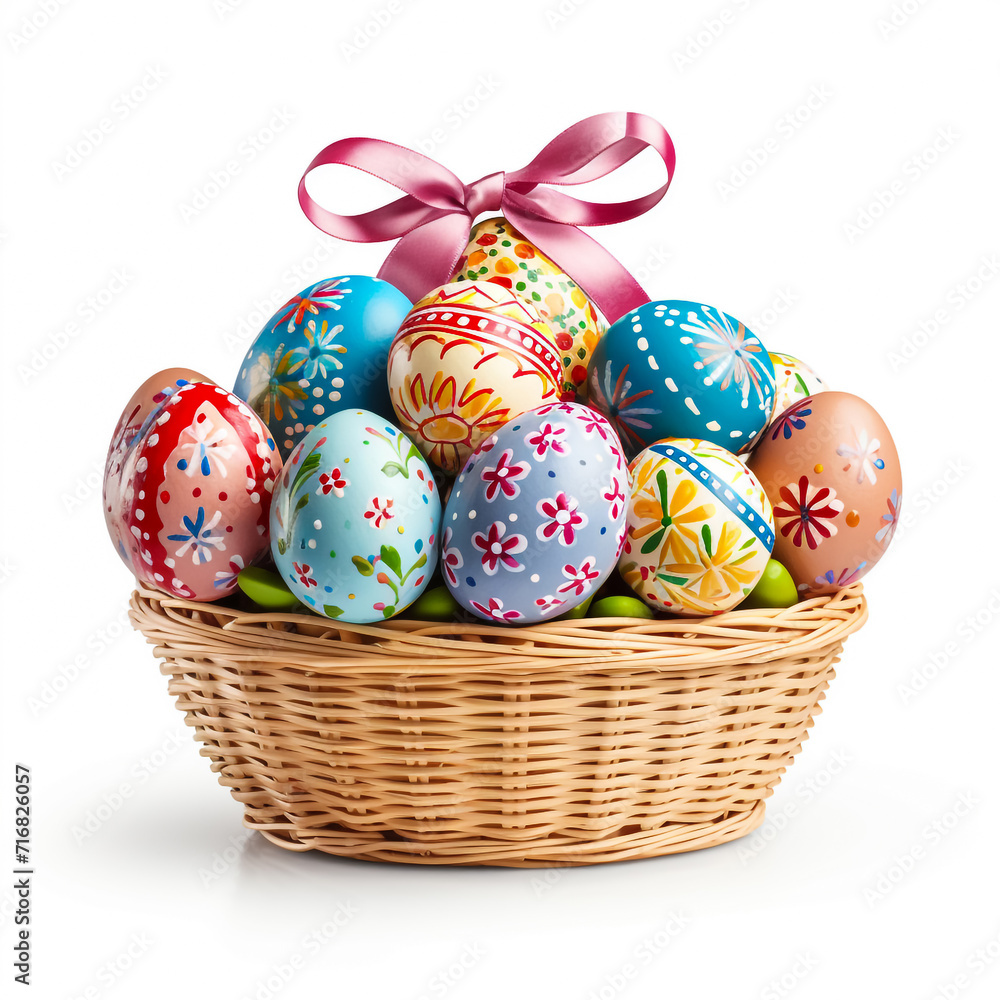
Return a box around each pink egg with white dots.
[104,376,282,600]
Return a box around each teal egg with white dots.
[587,299,776,455]
[269,408,441,622]
[234,275,411,461]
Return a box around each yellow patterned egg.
[453,217,607,396]
[619,438,774,615]
[386,280,563,475]
[767,351,828,429]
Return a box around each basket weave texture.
[130,583,867,867]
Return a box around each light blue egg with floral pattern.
[587,299,776,456]
[270,408,441,623]
[234,275,410,461]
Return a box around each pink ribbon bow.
[297,111,676,323]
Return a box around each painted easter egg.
[619,438,774,616]
[748,391,901,596]
[442,401,628,624]
[104,367,209,559]
[270,408,441,622]
[453,216,607,395]
[590,595,656,619]
[405,584,461,622]
[386,280,565,475]
[587,300,776,455]
[767,352,828,431]
[234,275,411,461]
[558,594,594,620]
[104,378,282,600]
[237,566,302,612]
[105,368,209,469]
[740,558,798,609]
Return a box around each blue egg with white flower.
[442,402,629,625]
[234,275,410,461]
[270,408,441,623]
[587,299,776,456]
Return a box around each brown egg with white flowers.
[747,391,901,596]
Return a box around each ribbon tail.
[377,212,473,304]
[509,211,649,324]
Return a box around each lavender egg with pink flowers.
[442,402,628,624]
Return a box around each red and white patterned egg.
[104,377,282,600]
[104,368,208,556]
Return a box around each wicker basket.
[129,583,867,867]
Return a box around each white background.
[2,0,999,997]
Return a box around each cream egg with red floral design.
[386,280,567,475]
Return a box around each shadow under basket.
[130,584,867,867]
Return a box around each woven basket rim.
[130,583,867,675]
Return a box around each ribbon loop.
[297,112,676,322]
